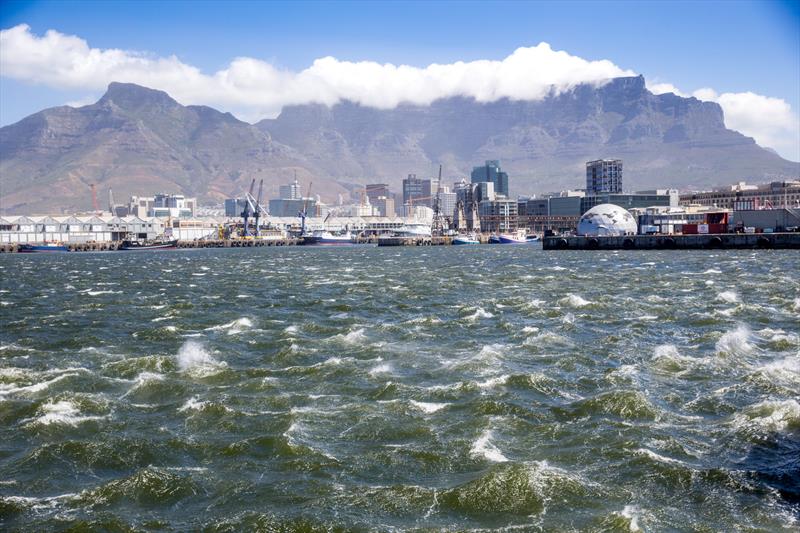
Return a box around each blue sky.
[1,0,799,158]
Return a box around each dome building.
[577,203,637,236]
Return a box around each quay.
[543,232,800,250]
[0,238,303,253]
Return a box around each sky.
[1,0,799,160]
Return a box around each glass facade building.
[586,159,623,194]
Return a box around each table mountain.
[1,77,797,214]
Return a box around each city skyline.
[1,0,798,160]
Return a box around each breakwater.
[544,232,800,250]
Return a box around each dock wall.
[542,233,800,250]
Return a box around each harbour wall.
[543,233,800,250]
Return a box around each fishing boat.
[453,233,480,245]
[118,238,178,251]
[302,229,355,246]
[490,229,539,244]
[18,241,69,253]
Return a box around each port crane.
[239,179,268,237]
[297,181,313,236]
[240,179,256,237]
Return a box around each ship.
[17,242,69,253]
[453,233,480,245]
[302,229,356,246]
[118,238,179,251]
[489,229,540,244]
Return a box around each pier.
[0,238,303,253]
[543,233,800,250]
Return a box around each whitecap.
[205,317,253,335]
[409,400,449,414]
[369,363,392,377]
[733,399,800,433]
[176,340,225,375]
[29,400,105,427]
[470,430,508,462]
[716,290,740,304]
[475,374,509,390]
[561,293,592,308]
[716,324,754,356]
[465,307,494,322]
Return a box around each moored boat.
[118,239,178,251]
[490,229,539,244]
[453,233,480,245]
[302,230,355,246]
[18,242,69,253]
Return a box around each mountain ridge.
[1,77,797,214]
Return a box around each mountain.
[0,83,338,214]
[256,75,798,194]
[1,77,797,214]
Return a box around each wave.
[470,429,508,462]
[176,341,226,376]
[26,400,106,427]
[409,400,449,414]
[464,307,494,322]
[732,399,800,435]
[716,324,755,356]
[716,290,740,304]
[204,317,253,335]
[560,294,593,308]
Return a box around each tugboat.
[18,241,69,253]
[118,238,178,251]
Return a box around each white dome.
[577,204,637,236]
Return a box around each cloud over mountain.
[1,23,798,160]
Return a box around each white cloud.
[648,81,800,161]
[0,23,633,121]
[2,23,798,161]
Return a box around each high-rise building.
[471,160,509,197]
[403,174,427,207]
[366,183,390,204]
[372,196,396,217]
[586,159,623,194]
[279,179,301,200]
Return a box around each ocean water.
[0,246,798,531]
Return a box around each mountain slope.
[257,75,798,193]
[0,83,327,214]
[1,77,797,214]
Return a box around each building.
[580,192,673,214]
[436,190,456,221]
[366,184,390,204]
[679,180,800,210]
[479,197,518,233]
[279,179,302,200]
[471,160,509,197]
[402,174,427,207]
[518,198,549,216]
[268,198,316,217]
[632,206,731,235]
[128,194,196,218]
[586,159,623,194]
[732,208,800,232]
[224,198,248,217]
[372,196,395,218]
[549,192,585,216]
[577,204,637,236]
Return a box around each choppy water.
[0,247,798,531]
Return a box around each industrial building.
[679,180,800,210]
[127,194,196,218]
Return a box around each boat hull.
[18,244,69,253]
[118,239,178,251]
[452,238,479,245]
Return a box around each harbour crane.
[297,181,313,236]
[241,179,256,237]
[252,179,264,237]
